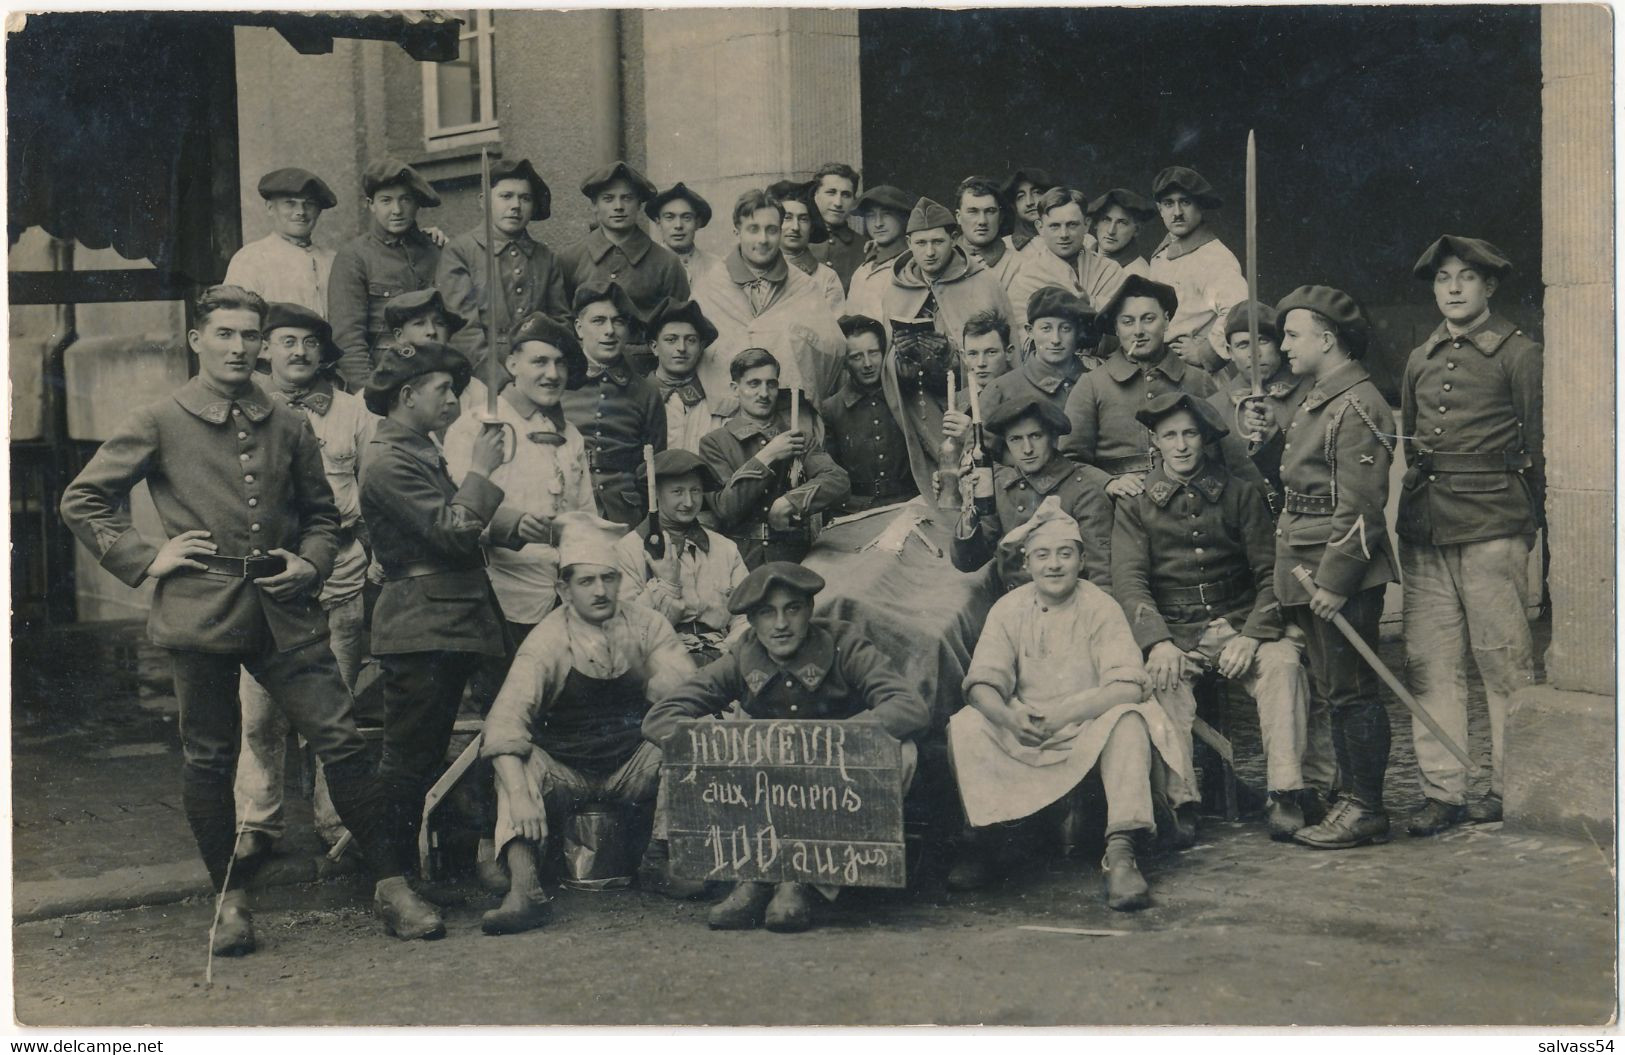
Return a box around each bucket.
[561,803,633,890]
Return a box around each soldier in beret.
[821,314,918,513]
[977,285,1096,427]
[699,347,850,568]
[436,157,570,386]
[1087,188,1157,280]
[225,167,339,316]
[1000,167,1057,254]
[643,562,930,931]
[1398,236,1543,834]
[1146,166,1246,375]
[955,176,1026,298]
[648,181,722,284]
[558,161,690,319]
[808,161,865,291]
[613,448,750,660]
[1007,187,1126,332]
[234,302,378,859]
[842,184,915,321]
[1209,299,1309,509]
[1112,392,1324,844]
[647,297,732,453]
[767,179,845,311]
[1272,285,1398,851]
[952,395,1114,595]
[480,512,698,932]
[561,281,667,527]
[330,159,446,390]
[361,339,521,905]
[60,285,442,952]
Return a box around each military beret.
[1151,166,1222,210]
[1025,285,1094,329]
[1136,391,1229,442]
[1412,235,1512,280]
[362,159,441,208]
[1275,285,1370,356]
[985,395,1072,438]
[488,157,552,221]
[906,196,957,235]
[636,447,723,493]
[257,167,337,209]
[1085,187,1156,221]
[1000,168,1057,201]
[728,561,826,615]
[580,160,658,202]
[1097,274,1180,334]
[363,341,472,416]
[645,181,713,228]
[645,297,719,347]
[261,302,340,364]
[509,311,588,388]
[571,280,642,324]
[854,185,913,218]
[1223,299,1280,340]
[766,179,828,244]
[383,288,467,335]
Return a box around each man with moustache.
[1007,187,1127,332]
[648,181,722,284]
[646,298,732,453]
[225,167,339,316]
[1147,166,1246,375]
[1088,188,1157,280]
[558,161,690,318]
[842,184,915,321]
[767,178,845,311]
[808,162,865,291]
[820,314,917,513]
[955,176,1025,297]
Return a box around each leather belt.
[1159,569,1253,608]
[588,448,642,472]
[192,553,287,578]
[1414,450,1532,473]
[1098,454,1154,476]
[381,555,487,581]
[1283,488,1334,515]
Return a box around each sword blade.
[481,147,499,416]
[1246,129,1261,398]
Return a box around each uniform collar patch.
[174,377,273,424]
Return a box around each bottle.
[970,422,996,518]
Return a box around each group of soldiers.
[59,150,1543,947]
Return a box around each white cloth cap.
[555,511,626,571]
[1003,494,1082,551]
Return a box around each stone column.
[640,9,862,257]
[1504,4,1615,843]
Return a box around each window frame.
[421,10,498,149]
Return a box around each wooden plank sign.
[661,719,906,889]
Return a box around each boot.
[374,876,446,941]
[1293,797,1390,850]
[1266,790,1307,842]
[475,838,509,894]
[1101,831,1151,912]
[1406,797,1467,837]
[1170,803,1199,850]
[1467,793,1503,824]
[210,889,256,957]
[234,830,273,864]
[1300,787,1332,828]
[763,882,814,933]
[481,889,553,935]
[637,839,708,900]
[707,881,775,930]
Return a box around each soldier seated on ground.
[642,562,930,933]
[946,497,1196,912]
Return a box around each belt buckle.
[1197,581,1212,605]
[225,555,250,578]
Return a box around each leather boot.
[1406,797,1467,837]
[211,889,256,957]
[637,839,708,900]
[763,882,814,933]
[481,889,553,935]
[1293,797,1390,849]
[1266,790,1307,842]
[234,830,273,864]
[1467,793,1503,824]
[374,876,446,941]
[475,838,509,894]
[1300,787,1332,828]
[1101,831,1151,912]
[707,881,774,930]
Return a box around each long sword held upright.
[1238,130,1266,441]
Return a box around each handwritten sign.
[661,719,906,889]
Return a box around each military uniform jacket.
[436,227,571,372]
[810,223,866,291]
[951,452,1114,593]
[328,226,442,391]
[1208,365,1308,512]
[1061,348,1216,474]
[641,618,932,746]
[1112,461,1283,652]
[556,226,690,317]
[1397,313,1544,546]
[977,352,1087,436]
[1274,361,1397,606]
[59,377,342,654]
[560,358,668,515]
[1006,243,1128,332]
[697,409,851,556]
[820,382,918,511]
[360,418,512,656]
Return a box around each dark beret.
[262,302,340,364]
[1223,299,1280,340]
[363,341,472,416]
[766,179,828,244]
[985,395,1072,438]
[1085,187,1156,221]
[906,196,957,235]
[1000,168,1057,200]
[383,288,467,335]
[1412,235,1512,280]
[257,168,337,209]
[1275,285,1370,356]
[1097,274,1180,335]
[509,311,588,389]
[1135,391,1229,442]
[571,280,642,324]
[1151,166,1221,210]
[854,184,913,218]
[362,159,441,207]
[728,561,826,615]
[645,181,713,228]
[489,157,551,221]
[580,160,658,202]
[636,447,723,493]
[645,297,719,347]
[1025,285,1094,329]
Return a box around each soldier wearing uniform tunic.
[1270,286,1398,851]
[808,162,865,291]
[820,314,918,512]
[977,286,1096,428]
[1398,236,1544,835]
[648,181,723,285]
[1006,187,1127,333]
[557,161,691,319]
[646,297,733,453]
[1209,299,1309,511]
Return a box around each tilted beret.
[985,395,1072,438]
[1096,274,1180,334]
[1025,285,1094,329]
[1275,285,1370,356]
[571,279,642,324]
[363,341,472,416]
[1135,390,1229,442]
[362,159,441,207]
[257,167,337,209]
[1151,166,1221,209]
[261,302,340,364]
[645,181,713,227]
[906,196,957,235]
[1222,299,1280,340]
[383,288,467,335]
[1412,235,1512,280]
[854,184,913,217]
[488,157,552,221]
[645,297,719,347]
[580,160,658,202]
[636,447,723,493]
[1085,187,1156,221]
[728,561,826,615]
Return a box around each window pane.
[486,32,496,117]
[436,56,478,128]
